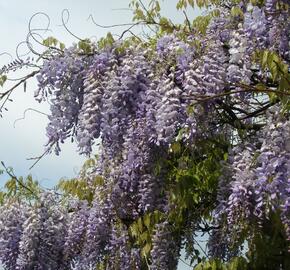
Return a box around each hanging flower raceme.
[210,108,290,258]
[16,192,69,270]
[0,201,28,270]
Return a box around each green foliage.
[246,212,290,269]
[120,134,228,264]
[78,39,94,54]
[129,210,162,258]
[57,176,101,204]
[196,214,290,269]
[162,137,228,264]
[129,0,223,41]
[167,137,228,222]
[230,6,244,18]
[97,33,115,50]
[194,257,248,270]
[191,9,220,35]
[176,0,241,9]
[158,16,175,33]
[43,36,65,50]
[57,157,102,204]
[130,0,161,23]
[255,50,290,109]
[176,0,195,10]
[258,50,289,84]
[0,75,7,87]
[0,172,40,205]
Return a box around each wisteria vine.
[0,0,289,269]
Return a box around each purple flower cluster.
[150,221,180,269]
[0,202,28,270]
[17,193,69,270]
[63,200,89,264]
[0,193,69,270]
[210,108,290,258]
[76,51,117,154]
[266,0,290,59]
[35,47,91,154]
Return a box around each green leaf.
[59,42,65,50]
[98,33,115,49]
[170,142,181,154]
[137,217,143,231]
[261,50,269,69]
[176,127,187,141]
[78,39,92,54]
[134,8,146,21]
[143,214,151,228]
[0,75,7,87]
[142,243,151,257]
[176,0,187,10]
[43,36,58,47]
[231,6,243,17]
[159,17,174,33]
[129,223,139,238]
[228,257,247,270]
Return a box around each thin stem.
[13,108,49,128]
[187,85,290,104]
[0,70,39,112]
[1,161,38,198]
[27,144,54,170]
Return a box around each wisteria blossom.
[0,0,289,269]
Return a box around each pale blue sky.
[0,1,201,269]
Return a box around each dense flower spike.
[35,47,90,154]
[0,0,289,269]
[150,221,180,270]
[63,200,89,265]
[16,193,68,270]
[210,108,290,258]
[0,202,28,270]
[76,51,117,154]
[81,196,112,268]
